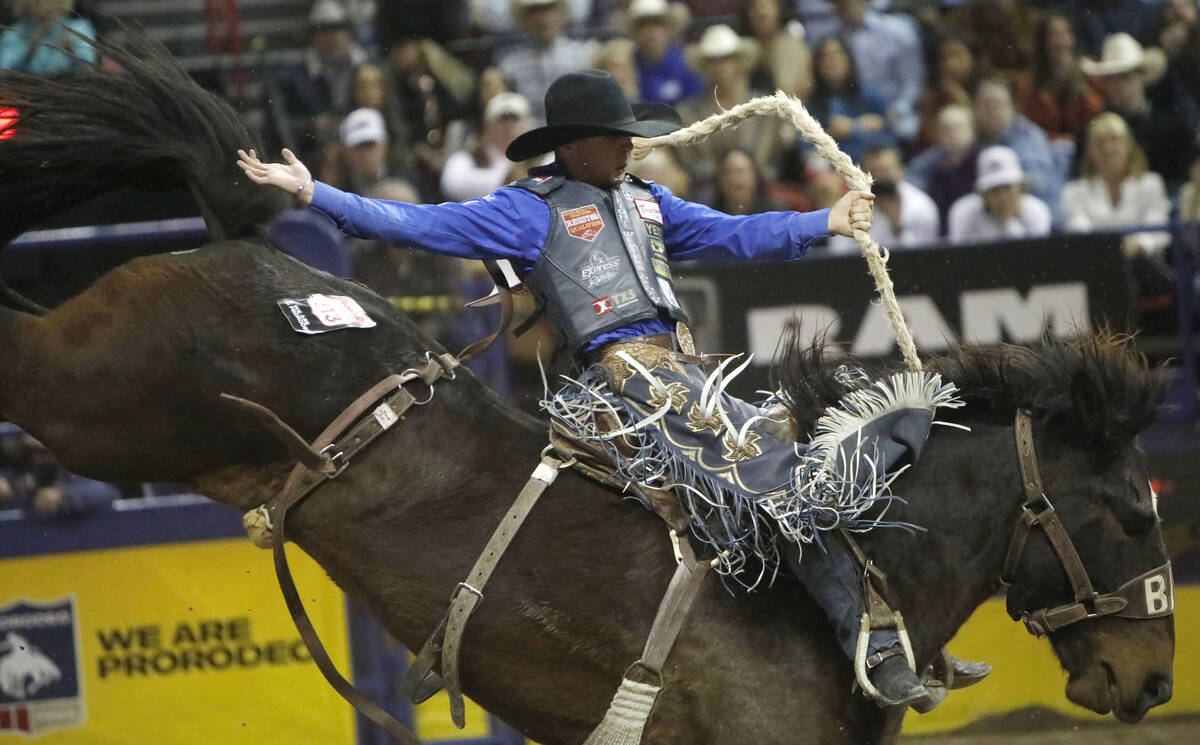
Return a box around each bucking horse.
[0,38,1175,744]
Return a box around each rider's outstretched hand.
[827,189,875,238]
[236,148,314,204]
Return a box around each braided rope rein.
[632,91,922,372]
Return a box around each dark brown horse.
[0,38,1174,744]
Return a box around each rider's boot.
[927,650,992,690]
[867,645,933,708]
[786,537,989,709]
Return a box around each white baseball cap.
[484,92,532,124]
[309,0,350,29]
[340,108,388,147]
[975,145,1025,191]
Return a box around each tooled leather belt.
[587,333,726,366]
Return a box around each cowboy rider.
[237,69,988,708]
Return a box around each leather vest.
[513,174,687,354]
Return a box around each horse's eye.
[1116,481,1158,537]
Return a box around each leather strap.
[242,352,460,745]
[457,285,513,362]
[1005,410,1095,602]
[220,393,336,474]
[587,333,734,368]
[427,454,566,728]
[1003,409,1174,636]
[638,535,710,675]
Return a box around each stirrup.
[853,610,921,706]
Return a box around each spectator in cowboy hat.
[625,0,703,105]
[1082,31,1200,188]
[676,24,788,190]
[496,0,596,121]
[946,144,1051,243]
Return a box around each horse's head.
[1000,351,1174,723]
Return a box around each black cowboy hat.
[505,70,682,161]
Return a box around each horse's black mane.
[772,327,1164,448]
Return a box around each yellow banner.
[3,537,1189,743]
[0,539,354,744]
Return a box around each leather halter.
[1001,409,1175,636]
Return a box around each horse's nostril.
[1141,675,1173,709]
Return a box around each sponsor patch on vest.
[278,294,377,334]
[611,289,638,309]
[593,296,614,315]
[645,221,664,240]
[580,250,621,288]
[633,199,663,224]
[562,205,605,241]
[0,597,85,737]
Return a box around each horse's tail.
[0,33,290,252]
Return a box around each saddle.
[548,418,691,533]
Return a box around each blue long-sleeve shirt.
[310,178,830,350]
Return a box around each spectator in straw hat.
[676,23,788,190]
[625,0,702,105]
[946,144,1051,243]
[1082,31,1199,188]
[496,0,596,120]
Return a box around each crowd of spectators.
[4,0,1199,257]
[237,0,1200,261]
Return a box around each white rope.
[633,91,923,372]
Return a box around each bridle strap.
[238,351,461,745]
[1003,408,1174,636]
[1004,410,1096,603]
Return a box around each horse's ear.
[1068,369,1109,445]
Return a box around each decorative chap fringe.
[581,678,662,745]
[542,364,961,591]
